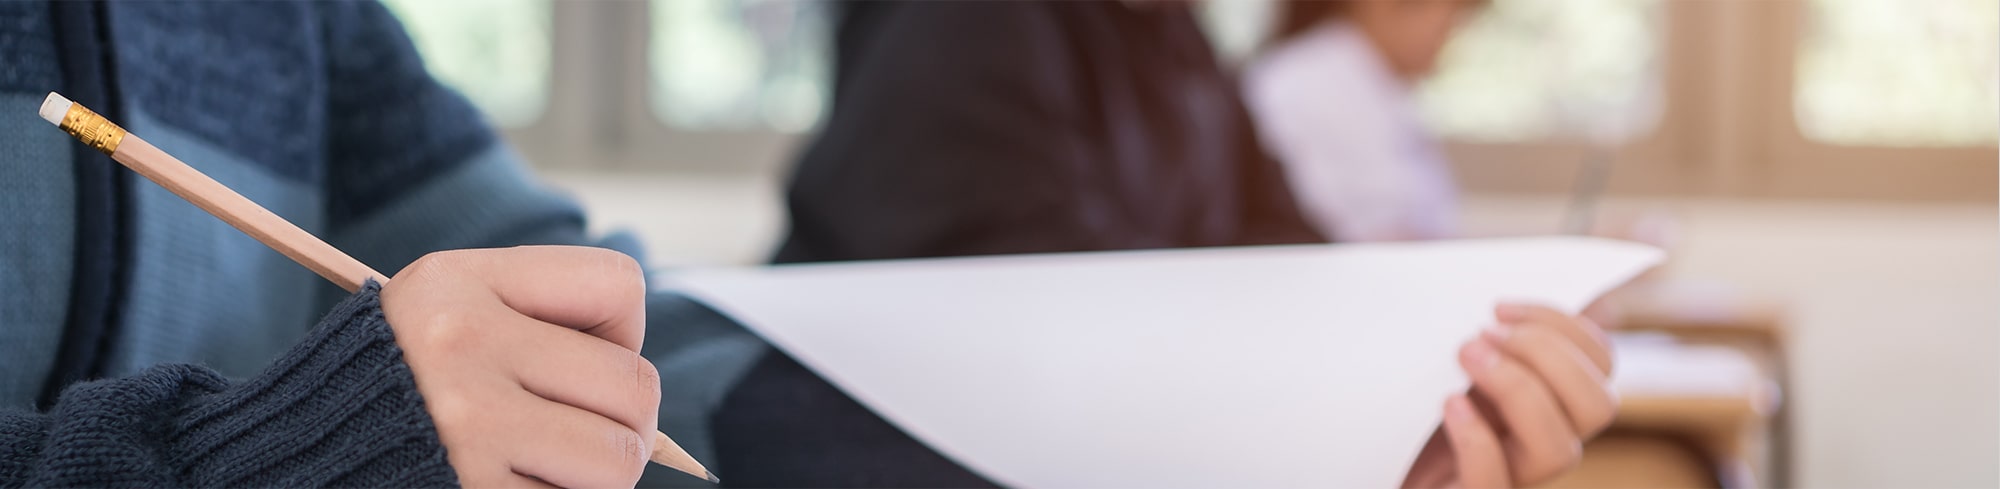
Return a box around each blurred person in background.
[726,2,1616,488]
[1243,0,1487,242]
[770,1,1325,264]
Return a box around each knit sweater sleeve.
[0,282,458,488]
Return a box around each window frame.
[505,1,1992,200]
[1440,0,1995,201]
[506,1,805,176]
[1760,0,1996,200]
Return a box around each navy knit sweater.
[0,1,771,486]
[0,283,457,487]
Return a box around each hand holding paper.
[666,237,1662,487]
[1403,303,1618,488]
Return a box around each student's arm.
[0,283,454,488]
[315,0,590,267]
[1,247,677,488]
[310,2,765,483]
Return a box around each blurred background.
[379,0,1996,487]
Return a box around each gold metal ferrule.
[60,103,126,155]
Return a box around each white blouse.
[1243,22,1459,242]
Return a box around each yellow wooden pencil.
[38,92,718,484]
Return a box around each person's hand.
[381,246,659,488]
[1402,303,1617,488]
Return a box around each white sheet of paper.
[660,237,1662,488]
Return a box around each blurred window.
[380,0,552,128]
[1198,0,1279,66]
[649,0,832,133]
[1416,0,1666,143]
[1794,0,1999,147]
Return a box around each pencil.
[38,92,720,484]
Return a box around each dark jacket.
[718,2,1324,487]
[772,1,1323,264]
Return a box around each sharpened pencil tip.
[705,471,721,484]
[39,92,70,126]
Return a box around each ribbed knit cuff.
[164,281,458,487]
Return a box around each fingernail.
[1481,324,1511,344]
[1495,303,1529,323]
[1463,340,1500,372]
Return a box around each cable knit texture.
[0,282,459,488]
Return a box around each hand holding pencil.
[39,93,716,486]
[381,246,678,488]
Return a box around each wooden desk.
[1547,281,1788,489]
